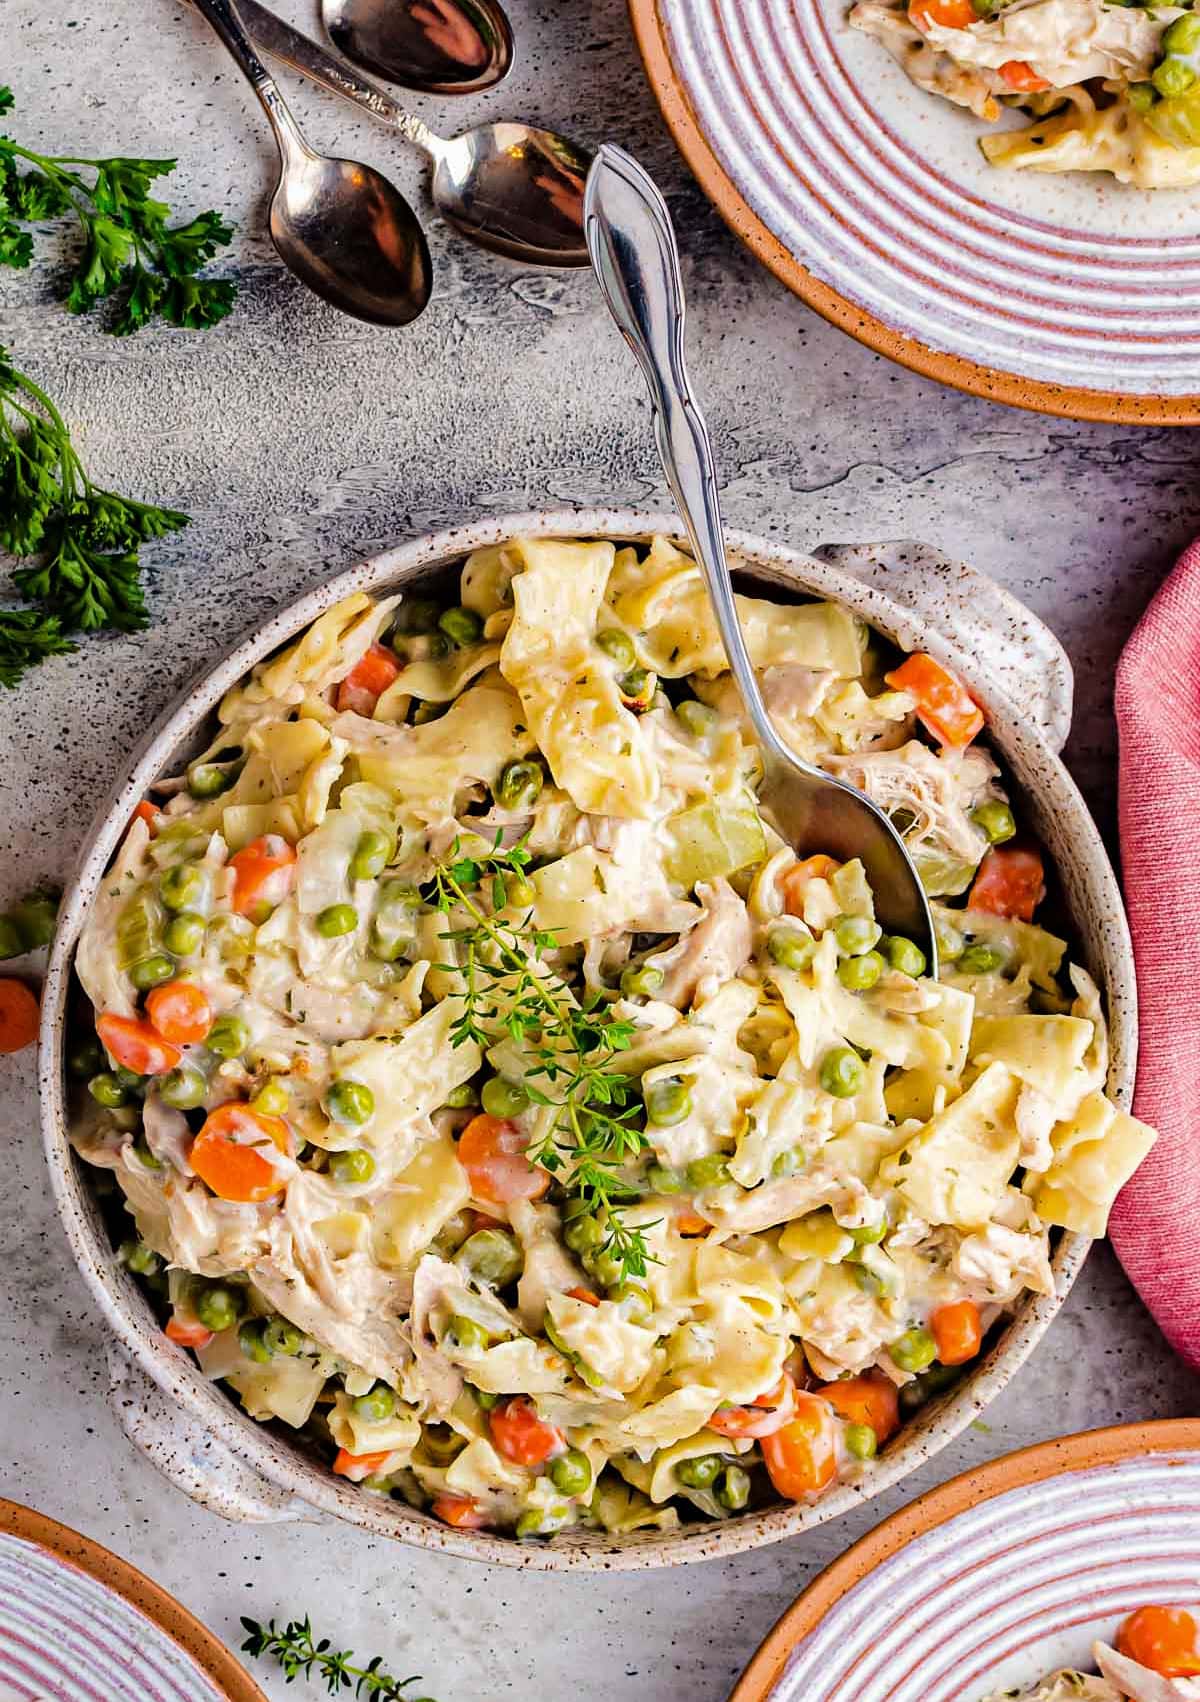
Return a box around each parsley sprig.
[0,345,188,684]
[0,85,236,333]
[240,1616,436,1700]
[433,836,653,1280]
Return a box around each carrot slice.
[165,1314,214,1350]
[0,980,39,1054]
[909,0,976,27]
[1118,1606,1200,1677]
[96,1011,182,1077]
[816,1372,901,1443]
[565,1286,601,1307]
[781,855,839,917]
[335,644,400,716]
[675,1207,712,1237]
[967,845,1045,921]
[191,1101,290,1203]
[132,800,161,834]
[432,1493,488,1530]
[333,1447,393,1483]
[761,1391,839,1499]
[885,653,984,748]
[458,1114,548,1205]
[228,834,297,921]
[998,58,1051,89]
[930,1299,983,1366]
[489,1396,565,1467]
[709,1374,798,1440]
[145,980,213,1045]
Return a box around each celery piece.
[664,800,766,888]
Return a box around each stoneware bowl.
[729,1418,1200,1701]
[39,509,1135,1571]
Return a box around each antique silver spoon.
[192,0,432,324]
[584,144,937,961]
[323,0,514,94]
[231,0,590,267]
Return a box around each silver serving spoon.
[192,0,432,324]
[584,144,936,963]
[324,0,513,94]
[231,0,590,267]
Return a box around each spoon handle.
[225,0,438,155]
[583,144,804,778]
[190,0,313,159]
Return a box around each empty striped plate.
[0,1501,263,1702]
[629,0,1200,421]
[730,1420,1200,1701]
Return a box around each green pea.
[207,1013,250,1058]
[505,875,535,908]
[238,1318,273,1362]
[771,1147,805,1180]
[370,925,413,964]
[457,1228,523,1286]
[611,1282,653,1325]
[88,1072,129,1108]
[327,1078,375,1126]
[263,1316,304,1356]
[564,1211,604,1255]
[187,760,239,799]
[379,879,422,911]
[851,1262,890,1298]
[10,893,58,949]
[1164,12,1200,53]
[716,1464,751,1511]
[685,1153,731,1189]
[67,1036,104,1079]
[958,943,1005,975]
[444,1082,479,1109]
[0,916,23,960]
[645,1077,692,1127]
[160,862,205,911]
[548,1448,592,1496]
[620,666,651,702]
[970,0,995,13]
[516,1507,566,1539]
[251,1077,290,1115]
[890,1326,937,1374]
[1127,80,1158,112]
[768,927,816,971]
[164,912,206,957]
[129,952,175,991]
[971,801,1016,845]
[481,1075,530,1118]
[394,596,441,636]
[934,916,964,963]
[820,1046,865,1099]
[353,1383,396,1423]
[350,830,395,882]
[329,1147,376,1185]
[834,914,882,956]
[583,1246,624,1289]
[446,1313,489,1352]
[845,1422,878,1460]
[438,606,483,648]
[316,903,358,938]
[1154,54,1197,96]
[159,1066,208,1110]
[676,1454,722,1490]
[132,1139,162,1170]
[473,1386,501,1411]
[647,1163,684,1194]
[838,950,883,991]
[596,628,636,670]
[676,699,718,738]
[422,1423,466,1465]
[494,759,544,811]
[196,1284,242,1333]
[848,1213,888,1245]
[899,1360,962,1415]
[119,1239,161,1276]
[883,935,926,978]
[114,1065,145,1091]
[620,963,665,999]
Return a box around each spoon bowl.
[323,0,513,93]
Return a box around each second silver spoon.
[233,0,590,267]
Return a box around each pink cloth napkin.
[1109,540,1200,1371]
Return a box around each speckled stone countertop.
[2,1,1200,1696]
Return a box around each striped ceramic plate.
[629,0,1200,422]
[730,1420,1200,1701]
[0,1501,263,1702]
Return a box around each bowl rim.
[727,1417,1200,1701]
[39,507,1127,1570]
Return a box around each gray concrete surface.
[2,1,1199,1696]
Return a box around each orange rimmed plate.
[628,0,1200,423]
[731,1419,1200,1701]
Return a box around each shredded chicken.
[407,1254,467,1415]
[953,1220,1055,1300]
[1016,1083,1058,1172]
[142,1094,194,1174]
[647,878,753,1008]
[829,739,998,867]
[510,1200,584,1333]
[850,1,1002,117]
[1094,1643,1200,1702]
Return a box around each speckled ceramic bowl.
[39,510,1136,1571]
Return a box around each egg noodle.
[72,535,1155,1541]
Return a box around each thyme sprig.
[240,1616,435,1699]
[432,834,653,1279]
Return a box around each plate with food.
[628,0,1200,421]
[0,1498,263,1702]
[729,1418,1200,1700]
[41,511,1153,1568]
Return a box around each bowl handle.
[108,1345,317,1525]
[813,540,1073,754]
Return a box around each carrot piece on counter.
[930,1299,983,1366]
[489,1396,565,1467]
[458,1113,548,1205]
[1117,1605,1200,1677]
[335,644,400,716]
[816,1372,901,1443]
[885,652,984,748]
[96,1011,182,1077]
[0,980,39,1054]
[191,1101,290,1203]
[145,980,213,1045]
[967,845,1045,921]
[761,1391,839,1500]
